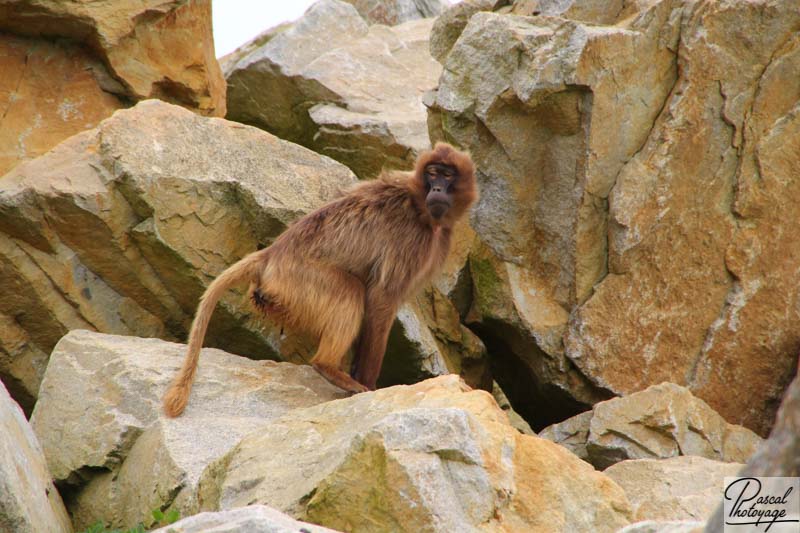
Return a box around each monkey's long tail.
[162,251,265,417]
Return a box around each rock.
[0,379,70,533]
[429,0,495,63]
[151,505,341,533]
[343,0,447,25]
[0,34,125,177]
[428,0,800,436]
[0,0,225,176]
[540,383,762,469]
[605,456,743,522]
[29,330,346,530]
[538,410,591,460]
[620,521,705,533]
[223,0,442,179]
[587,384,762,469]
[198,375,632,532]
[705,371,800,531]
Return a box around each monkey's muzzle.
[426,194,451,219]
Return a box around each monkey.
[162,142,477,417]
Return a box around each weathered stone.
[198,375,632,532]
[0,0,225,176]
[605,456,743,522]
[224,0,441,179]
[151,506,342,533]
[0,379,70,533]
[429,0,800,436]
[0,34,125,177]
[620,521,705,533]
[538,410,591,460]
[30,330,346,530]
[429,0,495,63]
[343,0,447,25]
[706,371,800,531]
[545,383,762,469]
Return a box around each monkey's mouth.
[427,200,450,219]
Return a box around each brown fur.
[162,143,477,417]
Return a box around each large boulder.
[0,0,225,176]
[0,99,485,412]
[0,379,70,533]
[427,0,800,436]
[605,456,743,522]
[223,0,442,179]
[197,375,632,532]
[539,383,762,469]
[30,330,346,530]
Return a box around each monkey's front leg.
[352,291,398,390]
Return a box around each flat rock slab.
[151,506,341,533]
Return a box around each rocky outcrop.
[344,0,447,25]
[428,0,800,436]
[0,0,225,176]
[30,330,346,530]
[605,456,743,522]
[539,383,762,469]
[198,375,632,532]
[152,506,342,533]
[621,522,705,533]
[223,0,441,179]
[0,99,485,412]
[0,380,70,533]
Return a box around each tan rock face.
[151,506,342,533]
[0,34,125,176]
[0,380,71,533]
[0,0,225,176]
[539,383,763,469]
[428,0,800,435]
[224,0,442,179]
[30,330,347,530]
[198,375,632,532]
[605,456,743,522]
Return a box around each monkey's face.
[424,163,457,220]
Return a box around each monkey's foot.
[312,362,369,393]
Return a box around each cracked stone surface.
[223,0,442,179]
[428,0,800,435]
[539,383,762,470]
[342,0,448,25]
[0,0,225,176]
[197,375,632,532]
[29,330,347,531]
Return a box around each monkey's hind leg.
[312,334,369,394]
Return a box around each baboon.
[163,143,477,417]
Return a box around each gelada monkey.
[163,143,477,417]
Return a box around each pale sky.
[212,1,317,57]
